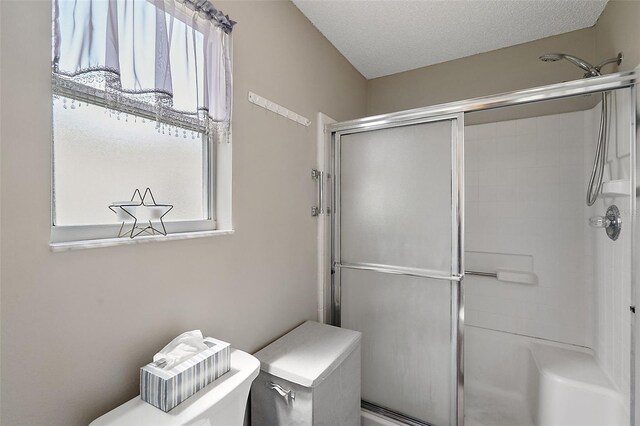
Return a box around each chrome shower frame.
[326,69,639,426]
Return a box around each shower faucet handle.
[589,205,622,241]
[589,215,610,228]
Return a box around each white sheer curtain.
[52,0,234,135]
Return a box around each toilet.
[90,349,260,426]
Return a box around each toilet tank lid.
[253,321,361,388]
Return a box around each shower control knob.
[589,204,622,241]
[589,216,609,228]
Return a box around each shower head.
[539,53,599,76]
[539,53,563,62]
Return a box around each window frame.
[50,0,234,248]
[50,83,218,244]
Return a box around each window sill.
[50,229,234,252]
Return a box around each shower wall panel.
[464,110,591,347]
[585,92,632,400]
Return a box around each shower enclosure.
[324,70,638,426]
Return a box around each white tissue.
[153,330,209,370]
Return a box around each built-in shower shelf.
[601,180,630,197]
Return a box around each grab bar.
[311,169,325,216]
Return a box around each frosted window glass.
[53,97,207,226]
[340,121,453,273]
[341,268,452,425]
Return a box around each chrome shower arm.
[561,54,600,76]
[596,53,624,73]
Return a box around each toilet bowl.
[90,348,260,426]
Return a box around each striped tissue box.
[140,337,230,412]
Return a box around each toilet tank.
[90,349,260,426]
[251,321,362,426]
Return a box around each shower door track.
[327,69,638,426]
[362,400,435,426]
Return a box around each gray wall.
[367,0,640,119]
[596,0,640,73]
[366,27,598,117]
[0,1,366,425]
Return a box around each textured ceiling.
[292,0,609,79]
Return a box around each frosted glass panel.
[341,268,452,425]
[340,121,453,272]
[53,96,207,226]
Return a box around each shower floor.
[465,383,534,426]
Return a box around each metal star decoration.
[109,188,173,239]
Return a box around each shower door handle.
[312,169,325,216]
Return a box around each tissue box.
[140,337,230,412]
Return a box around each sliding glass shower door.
[331,115,464,426]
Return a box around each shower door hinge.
[311,169,327,216]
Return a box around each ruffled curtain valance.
[52,0,235,136]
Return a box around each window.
[51,0,234,245]
[51,95,214,241]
